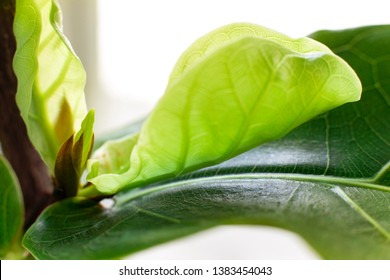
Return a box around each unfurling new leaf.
[85,23,362,195]
[55,110,94,197]
[13,0,91,173]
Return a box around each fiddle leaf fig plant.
[0,0,389,260]
[85,23,361,196]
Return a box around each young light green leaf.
[87,133,138,179]
[86,23,361,195]
[73,109,95,171]
[13,0,88,172]
[0,157,24,259]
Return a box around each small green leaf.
[54,135,78,197]
[87,23,361,195]
[87,133,138,179]
[55,110,94,197]
[74,110,95,171]
[13,0,89,172]
[0,157,24,259]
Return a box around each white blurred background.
[58,0,388,259]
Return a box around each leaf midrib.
[115,171,390,244]
[116,171,390,206]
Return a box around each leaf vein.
[331,186,390,241]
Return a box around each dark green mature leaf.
[23,25,390,259]
[23,179,390,259]
[0,157,24,259]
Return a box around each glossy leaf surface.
[13,0,89,172]
[23,25,390,259]
[87,23,361,195]
[0,157,24,259]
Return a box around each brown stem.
[0,0,55,228]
